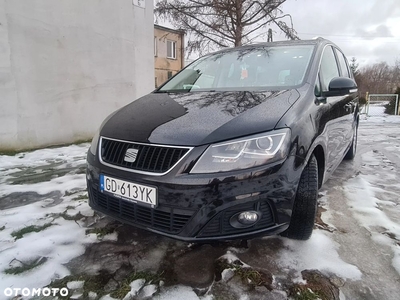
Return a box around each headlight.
[190,129,290,173]
[89,130,100,155]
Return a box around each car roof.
[209,38,334,56]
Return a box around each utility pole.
[267,28,273,42]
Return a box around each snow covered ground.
[0,114,400,300]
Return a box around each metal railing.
[363,94,399,117]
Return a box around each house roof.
[154,24,185,35]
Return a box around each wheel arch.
[312,145,325,189]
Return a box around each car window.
[319,46,339,91]
[335,48,350,78]
[158,45,315,92]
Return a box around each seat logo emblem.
[124,148,139,163]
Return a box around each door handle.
[344,103,353,112]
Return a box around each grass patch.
[0,149,30,156]
[4,257,47,275]
[48,270,163,300]
[60,212,84,221]
[63,139,91,146]
[0,139,91,156]
[0,139,92,156]
[110,271,163,299]
[64,189,86,197]
[76,166,87,175]
[85,227,115,238]
[289,270,340,300]
[47,210,84,221]
[11,223,53,240]
[215,259,271,288]
[49,271,112,300]
[72,194,88,201]
[0,225,5,231]
[234,267,265,286]
[10,168,74,185]
[291,286,321,300]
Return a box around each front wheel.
[281,154,318,240]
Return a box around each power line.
[297,32,400,40]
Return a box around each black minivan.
[86,38,359,241]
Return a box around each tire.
[344,124,358,160]
[281,154,318,240]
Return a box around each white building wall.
[0,0,154,151]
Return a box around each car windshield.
[158,45,315,93]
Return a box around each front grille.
[100,137,191,174]
[198,200,275,237]
[89,186,194,234]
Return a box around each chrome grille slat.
[99,137,192,175]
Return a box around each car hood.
[100,90,299,146]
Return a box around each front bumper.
[86,150,301,242]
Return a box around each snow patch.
[360,115,400,124]
[139,284,158,298]
[67,280,85,290]
[218,251,251,268]
[277,231,362,280]
[344,175,400,275]
[154,285,212,300]
[70,292,84,299]
[100,295,119,300]
[122,278,145,299]
[221,268,235,282]
[0,144,89,170]
[0,173,87,197]
[0,143,97,294]
[100,232,118,242]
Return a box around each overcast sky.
[155,0,400,67]
[274,0,400,67]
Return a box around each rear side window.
[335,49,350,78]
[320,46,339,91]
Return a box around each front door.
[319,46,352,175]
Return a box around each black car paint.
[87,38,359,241]
[87,152,299,241]
[100,90,299,146]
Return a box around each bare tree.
[349,57,359,77]
[155,0,298,56]
[391,59,400,91]
[357,61,400,97]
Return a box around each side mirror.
[324,77,358,97]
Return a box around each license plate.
[100,175,157,207]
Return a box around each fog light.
[237,211,259,225]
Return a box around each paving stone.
[104,278,119,293]
[174,244,224,288]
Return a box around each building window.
[154,37,157,57]
[155,77,158,88]
[167,40,176,59]
[167,71,173,79]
